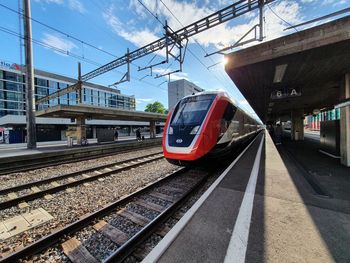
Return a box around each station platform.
[0,135,162,159]
[144,131,350,263]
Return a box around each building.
[0,61,160,143]
[168,79,204,110]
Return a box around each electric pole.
[23,0,37,149]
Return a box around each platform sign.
[270,87,301,100]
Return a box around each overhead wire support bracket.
[80,0,274,82]
[205,23,261,57]
[137,60,167,75]
[37,0,275,104]
[109,48,131,88]
[205,0,266,57]
[155,69,181,80]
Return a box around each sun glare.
[223,57,229,66]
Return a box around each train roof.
[181,90,261,124]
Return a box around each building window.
[6,91,24,101]
[59,82,68,89]
[48,80,58,89]
[4,71,23,82]
[6,101,25,110]
[35,78,48,87]
[36,86,49,96]
[5,82,24,92]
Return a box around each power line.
[0,2,119,58]
[0,3,166,91]
[267,3,298,32]
[159,0,217,63]
[158,0,235,90]
[0,26,168,93]
[137,0,165,27]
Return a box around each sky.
[0,0,349,119]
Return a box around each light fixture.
[273,64,288,83]
[223,57,229,66]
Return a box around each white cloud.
[152,68,189,81]
[136,98,154,104]
[128,0,302,49]
[103,5,160,49]
[34,0,64,4]
[41,33,77,56]
[169,72,189,81]
[34,0,86,14]
[68,0,86,14]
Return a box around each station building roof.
[36,104,167,122]
[225,15,350,123]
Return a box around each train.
[162,91,262,165]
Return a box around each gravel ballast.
[0,146,162,190]
[0,158,177,258]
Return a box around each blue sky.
[0,0,349,118]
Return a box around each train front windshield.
[171,94,215,126]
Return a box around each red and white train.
[162,91,261,165]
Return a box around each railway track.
[0,140,161,176]
[1,168,210,262]
[0,152,163,210]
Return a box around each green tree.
[145,101,167,114]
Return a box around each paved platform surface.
[144,131,350,263]
[0,135,162,159]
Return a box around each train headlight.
[168,126,173,135]
[190,125,200,135]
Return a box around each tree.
[145,101,167,114]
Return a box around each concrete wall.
[168,79,204,110]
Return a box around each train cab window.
[171,95,215,125]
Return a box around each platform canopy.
[36,104,167,122]
[225,16,350,123]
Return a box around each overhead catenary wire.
[267,3,298,32]
[137,0,165,27]
[0,2,119,59]
[0,2,168,92]
[158,0,235,90]
[0,26,167,92]
[159,0,223,66]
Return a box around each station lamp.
[273,64,288,83]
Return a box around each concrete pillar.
[76,116,86,145]
[92,126,97,139]
[150,121,156,139]
[291,109,304,141]
[340,73,350,166]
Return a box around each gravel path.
[0,158,177,257]
[0,146,162,190]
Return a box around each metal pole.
[78,62,82,104]
[259,0,264,41]
[23,0,37,149]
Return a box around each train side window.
[220,103,236,134]
[223,103,236,122]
